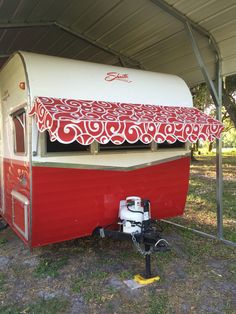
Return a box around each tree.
[192,74,236,129]
[222,75,236,128]
[191,75,236,154]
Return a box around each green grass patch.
[0,238,7,246]
[147,294,169,314]
[33,256,68,278]
[0,273,6,291]
[72,270,113,304]
[72,277,87,293]
[26,298,69,314]
[172,154,236,242]
[0,305,21,314]
[118,270,133,280]
[0,273,5,285]
[0,298,69,314]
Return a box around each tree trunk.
[222,93,236,128]
[208,142,213,152]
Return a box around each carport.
[0,0,236,245]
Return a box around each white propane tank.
[119,196,144,234]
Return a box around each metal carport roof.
[0,0,236,86]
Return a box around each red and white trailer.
[0,52,223,248]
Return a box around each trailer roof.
[0,0,236,86]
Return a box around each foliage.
[223,75,236,128]
[222,128,236,148]
[191,77,236,150]
[192,75,236,129]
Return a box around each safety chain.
[131,232,153,256]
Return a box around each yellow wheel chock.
[134,274,160,285]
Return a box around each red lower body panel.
[2,159,30,245]
[31,157,190,247]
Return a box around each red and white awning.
[30,96,224,145]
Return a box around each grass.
[0,238,7,246]
[33,255,68,278]
[148,294,169,314]
[118,270,133,280]
[26,298,69,314]
[170,153,236,242]
[0,305,20,314]
[0,274,6,292]
[0,298,69,314]
[72,269,113,303]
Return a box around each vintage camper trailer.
[0,52,223,248]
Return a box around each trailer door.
[3,106,30,241]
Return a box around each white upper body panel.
[0,51,192,165]
[0,53,28,161]
[20,51,193,107]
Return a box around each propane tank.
[119,196,151,234]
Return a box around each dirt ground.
[0,221,235,314]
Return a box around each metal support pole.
[216,60,223,239]
[185,22,224,240]
[152,0,226,242]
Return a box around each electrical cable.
[126,204,143,214]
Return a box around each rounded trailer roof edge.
[6,51,193,108]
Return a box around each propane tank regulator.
[118,196,151,234]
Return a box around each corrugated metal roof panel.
[26,0,57,22]
[0,0,22,21]
[7,0,39,22]
[84,0,145,40]
[58,0,96,26]
[187,0,236,23]
[212,20,236,42]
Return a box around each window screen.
[46,132,89,153]
[100,140,150,151]
[158,140,185,149]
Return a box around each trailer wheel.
[0,218,8,231]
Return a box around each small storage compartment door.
[11,190,29,240]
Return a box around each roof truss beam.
[185,22,220,106]
[0,21,142,68]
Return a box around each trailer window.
[100,140,150,151]
[158,140,185,149]
[46,132,89,153]
[12,109,26,154]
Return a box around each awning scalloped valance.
[29,97,224,145]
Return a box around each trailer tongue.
[95,196,170,284]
